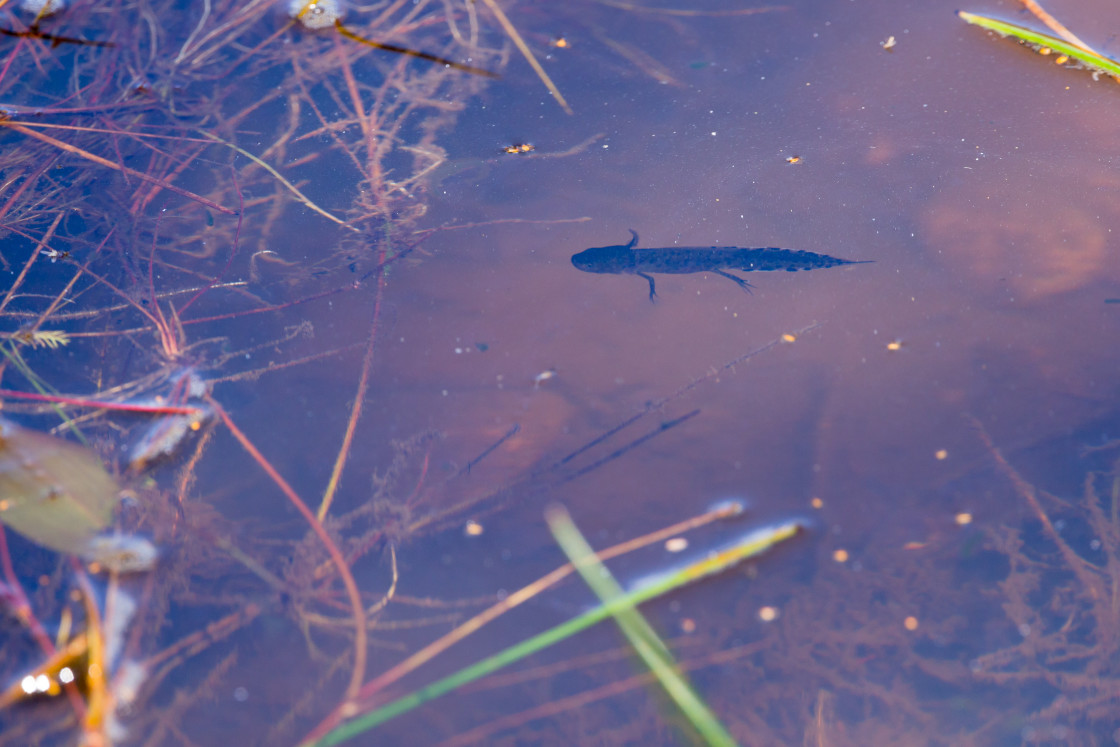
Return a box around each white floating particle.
[21,0,66,17]
[289,0,345,29]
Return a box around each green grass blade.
[547,505,738,747]
[957,11,1120,79]
[305,518,802,747]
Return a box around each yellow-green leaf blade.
[958,11,1120,79]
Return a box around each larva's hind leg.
[638,271,658,302]
[714,269,753,295]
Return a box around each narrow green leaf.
[547,505,738,747]
[305,518,801,747]
[958,11,1120,79]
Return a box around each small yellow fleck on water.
[781,333,797,343]
[903,541,928,550]
[680,617,697,633]
[665,537,688,553]
[0,499,8,511]
[1038,46,1051,55]
[935,449,948,461]
[955,512,973,526]
[758,606,779,622]
[190,420,202,431]
[832,548,849,563]
[463,520,484,536]
[881,35,897,51]
[886,339,903,351]
[810,496,824,509]
[904,616,919,631]
[785,155,802,164]
[1054,55,1069,65]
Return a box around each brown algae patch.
[922,189,1111,303]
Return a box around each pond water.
[0,0,1118,745]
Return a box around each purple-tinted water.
[1,0,1118,744]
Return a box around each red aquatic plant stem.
[0,36,28,87]
[203,394,368,702]
[0,526,53,654]
[0,389,202,415]
[131,141,211,217]
[106,126,133,190]
[972,418,1106,600]
[147,211,180,359]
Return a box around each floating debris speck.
[82,534,159,574]
[533,368,556,387]
[289,0,345,30]
[129,405,214,471]
[20,0,66,18]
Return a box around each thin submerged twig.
[334,20,498,78]
[1017,0,1096,54]
[318,239,389,521]
[476,0,572,114]
[199,131,355,230]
